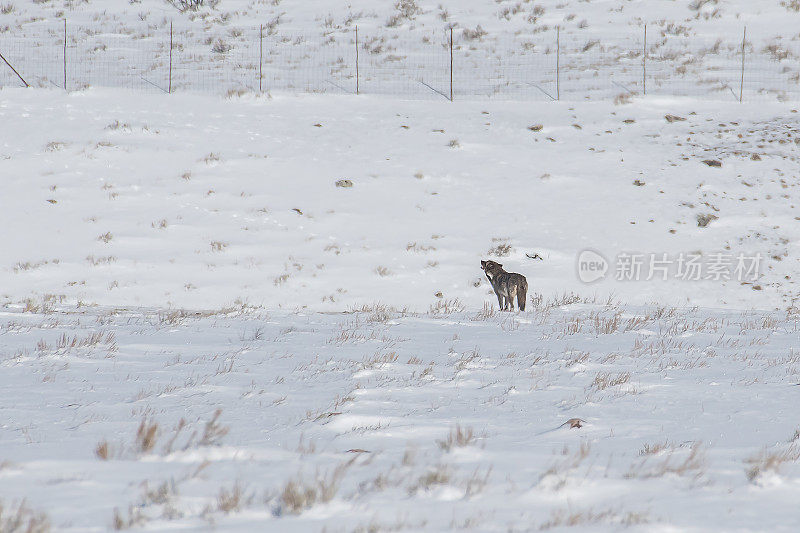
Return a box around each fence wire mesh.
[1,22,799,101]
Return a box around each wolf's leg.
[496,292,504,310]
[507,288,516,311]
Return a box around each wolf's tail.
[518,278,528,311]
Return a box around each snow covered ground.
[2,1,800,531]
[2,302,799,531]
[1,89,797,311]
[2,82,798,533]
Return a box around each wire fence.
[2,21,799,101]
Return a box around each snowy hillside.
[1,89,797,312]
[1,1,800,532]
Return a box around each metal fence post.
[449,27,453,101]
[643,24,647,96]
[739,26,746,103]
[556,26,560,101]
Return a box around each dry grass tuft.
[278,460,353,515]
[279,480,318,515]
[472,302,496,321]
[0,499,50,533]
[540,442,592,485]
[614,92,632,105]
[199,409,229,446]
[487,242,512,257]
[745,444,800,483]
[210,241,228,252]
[428,298,465,316]
[406,242,436,253]
[347,302,404,323]
[627,442,707,480]
[454,349,480,373]
[547,292,587,308]
[438,425,476,451]
[591,311,621,335]
[588,371,631,392]
[540,507,616,530]
[216,483,243,513]
[57,331,116,351]
[409,464,452,494]
[112,506,145,530]
[639,441,673,456]
[113,407,227,458]
[374,266,393,277]
[136,419,159,454]
[95,440,110,460]
[141,480,178,507]
[540,506,648,530]
[361,350,399,370]
[464,466,492,497]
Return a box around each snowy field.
[2,0,800,531]
[1,84,799,533]
[2,302,800,532]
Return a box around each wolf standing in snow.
[480,260,528,311]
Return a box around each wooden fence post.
[0,51,28,87]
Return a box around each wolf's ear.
[480,260,486,267]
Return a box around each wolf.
[480,260,528,311]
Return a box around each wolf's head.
[481,260,503,280]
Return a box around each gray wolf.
[480,260,528,311]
